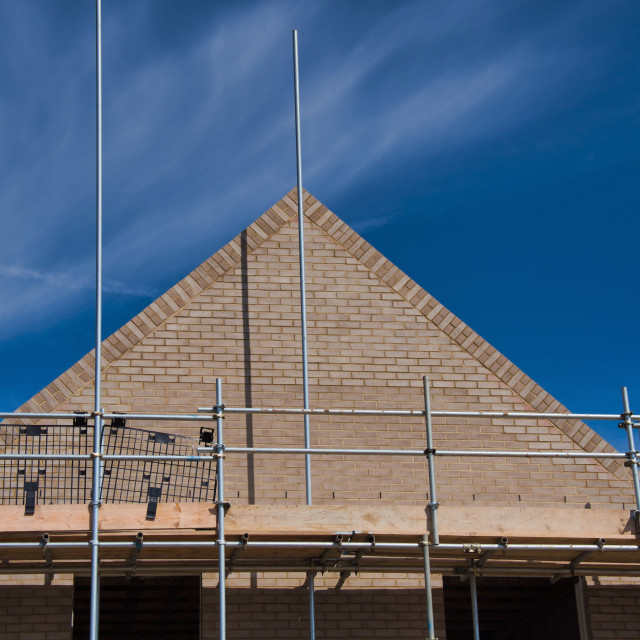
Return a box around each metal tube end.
[622,387,631,415]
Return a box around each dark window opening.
[443,576,580,639]
[73,575,199,640]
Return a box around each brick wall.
[9,190,638,638]
[586,580,640,639]
[202,573,447,639]
[45,207,634,511]
[0,584,72,639]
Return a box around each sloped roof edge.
[16,188,624,476]
[307,200,623,476]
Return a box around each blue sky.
[0,0,638,450]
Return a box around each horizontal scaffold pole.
[0,454,215,461]
[0,407,630,422]
[0,411,210,421]
[0,564,640,578]
[0,540,636,553]
[197,446,626,459]
[198,405,627,421]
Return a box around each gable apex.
[15,188,623,477]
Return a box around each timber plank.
[0,504,636,545]
[433,506,637,543]
[224,504,426,536]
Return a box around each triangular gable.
[14,188,624,480]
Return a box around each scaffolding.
[1,383,639,639]
[1,3,639,640]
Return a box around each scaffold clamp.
[619,411,633,429]
[212,404,225,419]
[228,532,249,575]
[214,501,231,514]
[319,534,345,570]
[368,534,376,552]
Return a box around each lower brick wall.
[1,573,639,639]
[202,574,447,639]
[201,575,640,640]
[0,584,73,640]
[586,581,640,639]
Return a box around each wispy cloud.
[350,215,392,234]
[0,264,158,298]
[0,265,83,290]
[0,0,633,346]
[301,2,600,194]
[103,279,158,298]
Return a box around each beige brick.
[4,192,634,638]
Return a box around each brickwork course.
[4,189,638,637]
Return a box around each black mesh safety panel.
[0,423,216,507]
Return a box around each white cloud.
[0,0,627,344]
[0,265,84,290]
[0,263,157,299]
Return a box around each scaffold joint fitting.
[619,414,633,428]
[212,404,225,419]
[214,501,231,513]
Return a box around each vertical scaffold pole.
[574,577,590,640]
[423,376,439,545]
[292,29,312,506]
[308,571,316,640]
[215,378,227,639]
[421,534,437,640]
[469,563,480,640]
[621,387,640,514]
[89,1,103,638]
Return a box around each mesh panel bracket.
[24,481,38,515]
[146,486,162,520]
